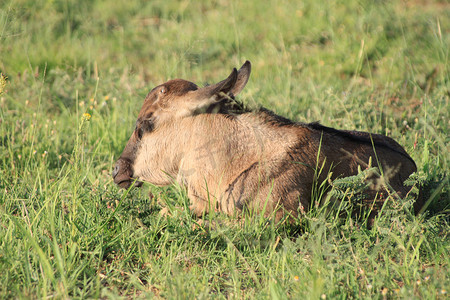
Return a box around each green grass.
[0,0,449,298]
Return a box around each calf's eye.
[136,126,144,140]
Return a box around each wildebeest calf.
[113,61,420,222]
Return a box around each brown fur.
[113,61,420,222]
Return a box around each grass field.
[0,0,449,298]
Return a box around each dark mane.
[257,107,295,126]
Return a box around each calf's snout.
[112,158,143,189]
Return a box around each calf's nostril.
[112,165,120,178]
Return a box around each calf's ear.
[231,60,251,96]
[195,60,252,102]
[182,61,252,116]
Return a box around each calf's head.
[112,61,252,189]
